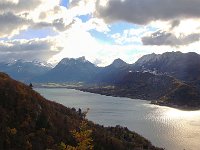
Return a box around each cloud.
[33,19,76,32]
[0,12,31,38]
[95,0,200,25]
[0,0,110,64]
[0,0,41,14]
[47,24,156,66]
[2,0,200,66]
[0,0,69,37]
[142,30,200,46]
[0,0,105,38]
[85,18,110,33]
[0,0,99,38]
[92,58,103,66]
[110,27,150,45]
[68,0,95,17]
[0,38,63,62]
[170,20,180,29]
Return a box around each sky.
[0,0,200,66]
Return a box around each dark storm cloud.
[0,0,41,38]
[0,39,63,62]
[142,30,200,46]
[0,12,31,37]
[95,0,200,25]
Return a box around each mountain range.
[2,51,200,85]
[1,51,200,109]
[133,52,200,86]
[34,51,200,85]
[0,60,52,82]
[33,57,98,83]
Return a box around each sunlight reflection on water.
[36,88,200,150]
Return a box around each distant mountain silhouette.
[133,51,200,82]
[94,58,130,84]
[34,57,98,83]
[0,60,51,82]
[6,52,200,86]
[109,58,128,68]
[34,57,131,84]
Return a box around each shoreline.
[34,84,200,111]
[150,101,200,111]
[80,88,200,111]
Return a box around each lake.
[35,88,200,150]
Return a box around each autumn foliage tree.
[66,120,93,150]
[59,109,93,150]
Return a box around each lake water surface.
[35,88,200,150]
